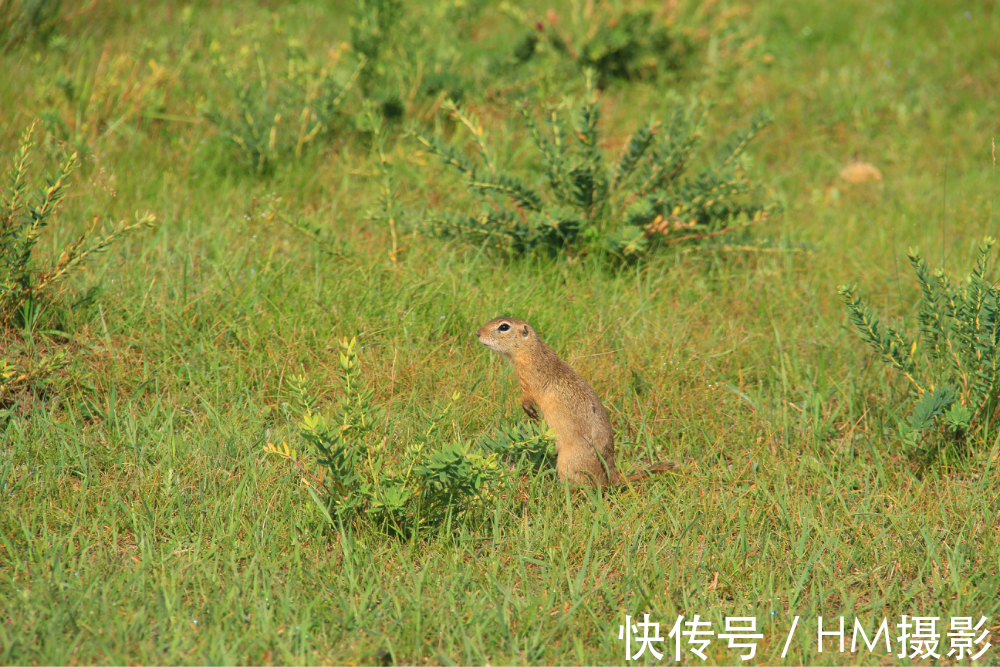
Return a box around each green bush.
[1,123,154,329]
[350,0,403,97]
[476,421,556,472]
[498,2,691,86]
[839,238,1000,451]
[412,77,775,259]
[267,338,502,535]
[202,22,361,175]
[1,122,153,417]
[349,0,477,119]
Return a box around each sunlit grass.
[1,0,999,664]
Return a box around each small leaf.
[907,385,956,436]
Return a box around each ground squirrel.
[476,317,677,487]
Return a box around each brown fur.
[476,317,677,487]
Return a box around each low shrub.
[350,0,403,97]
[412,77,775,260]
[1,122,153,416]
[1,123,154,329]
[349,0,476,119]
[266,338,501,535]
[476,421,556,472]
[202,22,361,175]
[498,1,692,87]
[265,337,561,535]
[839,238,1000,453]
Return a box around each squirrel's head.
[476,317,536,360]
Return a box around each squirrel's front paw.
[522,404,539,420]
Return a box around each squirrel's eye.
[498,323,510,332]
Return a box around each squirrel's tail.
[622,460,678,484]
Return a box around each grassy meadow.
[2,0,1000,664]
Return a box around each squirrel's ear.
[521,325,529,338]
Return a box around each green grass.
[2,0,1000,664]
